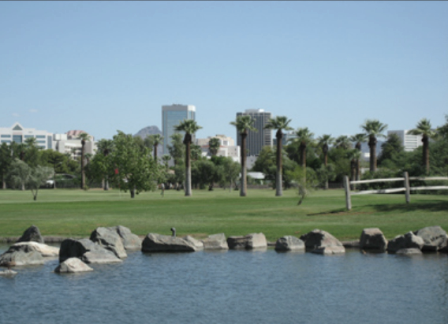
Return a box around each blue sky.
[1,1,447,141]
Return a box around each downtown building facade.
[0,123,53,149]
[196,135,240,163]
[236,109,272,156]
[162,104,196,154]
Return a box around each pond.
[1,245,448,324]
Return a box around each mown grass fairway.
[0,188,447,241]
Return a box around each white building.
[0,122,53,149]
[236,109,272,156]
[387,130,423,152]
[53,132,96,159]
[196,135,240,163]
[162,104,196,154]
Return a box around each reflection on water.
[1,245,448,324]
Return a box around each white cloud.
[29,109,38,113]
[12,113,20,117]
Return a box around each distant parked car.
[45,174,76,188]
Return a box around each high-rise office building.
[162,104,196,153]
[236,109,272,156]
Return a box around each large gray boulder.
[17,225,44,244]
[0,246,44,267]
[55,258,94,273]
[414,226,448,251]
[183,235,204,250]
[360,228,388,252]
[141,233,201,252]
[108,225,142,251]
[300,229,344,252]
[227,233,267,250]
[202,233,229,250]
[59,238,122,264]
[90,227,127,259]
[275,236,305,252]
[387,232,424,253]
[12,242,59,257]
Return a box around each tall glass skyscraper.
[236,109,272,156]
[162,104,196,154]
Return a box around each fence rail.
[344,172,448,210]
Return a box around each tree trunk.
[300,143,306,168]
[275,130,283,197]
[2,175,6,189]
[130,188,135,198]
[81,140,85,189]
[184,134,192,197]
[153,144,158,162]
[105,176,109,191]
[369,135,377,172]
[356,142,361,181]
[240,132,247,197]
[350,159,356,190]
[422,135,429,175]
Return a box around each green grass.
[0,188,447,242]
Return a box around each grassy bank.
[0,188,447,242]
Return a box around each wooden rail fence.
[343,172,448,210]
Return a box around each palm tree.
[317,134,334,189]
[208,137,221,156]
[409,118,437,175]
[350,133,367,181]
[78,133,91,189]
[230,115,257,197]
[264,116,293,196]
[361,119,387,172]
[174,120,202,196]
[347,149,362,189]
[149,134,163,162]
[334,135,352,150]
[290,127,314,169]
[97,139,114,190]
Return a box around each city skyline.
[1,2,447,141]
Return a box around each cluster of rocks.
[1,225,447,275]
[360,226,448,255]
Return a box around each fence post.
[404,171,410,204]
[344,175,352,210]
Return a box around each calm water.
[1,245,448,324]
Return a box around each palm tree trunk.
[369,135,377,172]
[154,144,158,162]
[240,132,247,197]
[2,175,5,189]
[275,130,283,196]
[350,159,356,190]
[423,136,429,175]
[356,142,361,181]
[184,134,192,196]
[81,141,85,189]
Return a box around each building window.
[1,134,11,138]
[12,135,22,144]
[1,140,11,143]
[24,135,34,138]
[36,135,46,139]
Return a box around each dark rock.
[90,227,127,258]
[59,238,122,264]
[141,233,200,252]
[227,233,267,250]
[360,228,388,252]
[108,225,142,251]
[387,232,424,253]
[17,225,44,244]
[414,226,448,251]
[300,229,344,251]
[275,236,305,252]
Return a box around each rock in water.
[17,225,44,244]
[141,233,200,252]
[275,236,305,252]
[227,233,267,250]
[183,235,204,250]
[202,233,229,250]
[59,238,122,264]
[108,225,142,251]
[387,232,424,253]
[55,258,93,273]
[359,228,388,252]
[12,242,59,257]
[90,227,127,258]
[0,249,44,267]
[414,226,448,251]
[0,269,17,276]
[300,229,345,254]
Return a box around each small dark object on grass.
[171,227,176,237]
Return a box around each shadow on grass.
[307,199,448,216]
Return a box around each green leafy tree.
[231,115,257,197]
[9,158,31,191]
[408,118,438,175]
[289,127,314,172]
[9,159,53,200]
[317,134,334,189]
[168,133,185,166]
[350,133,367,181]
[109,131,159,198]
[0,143,13,189]
[77,133,91,189]
[361,119,388,172]
[23,137,42,168]
[174,120,203,197]
[162,154,171,171]
[208,137,221,156]
[264,116,293,196]
[40,149,68,189]
[378,133,405,167]
[96,139,114,190]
